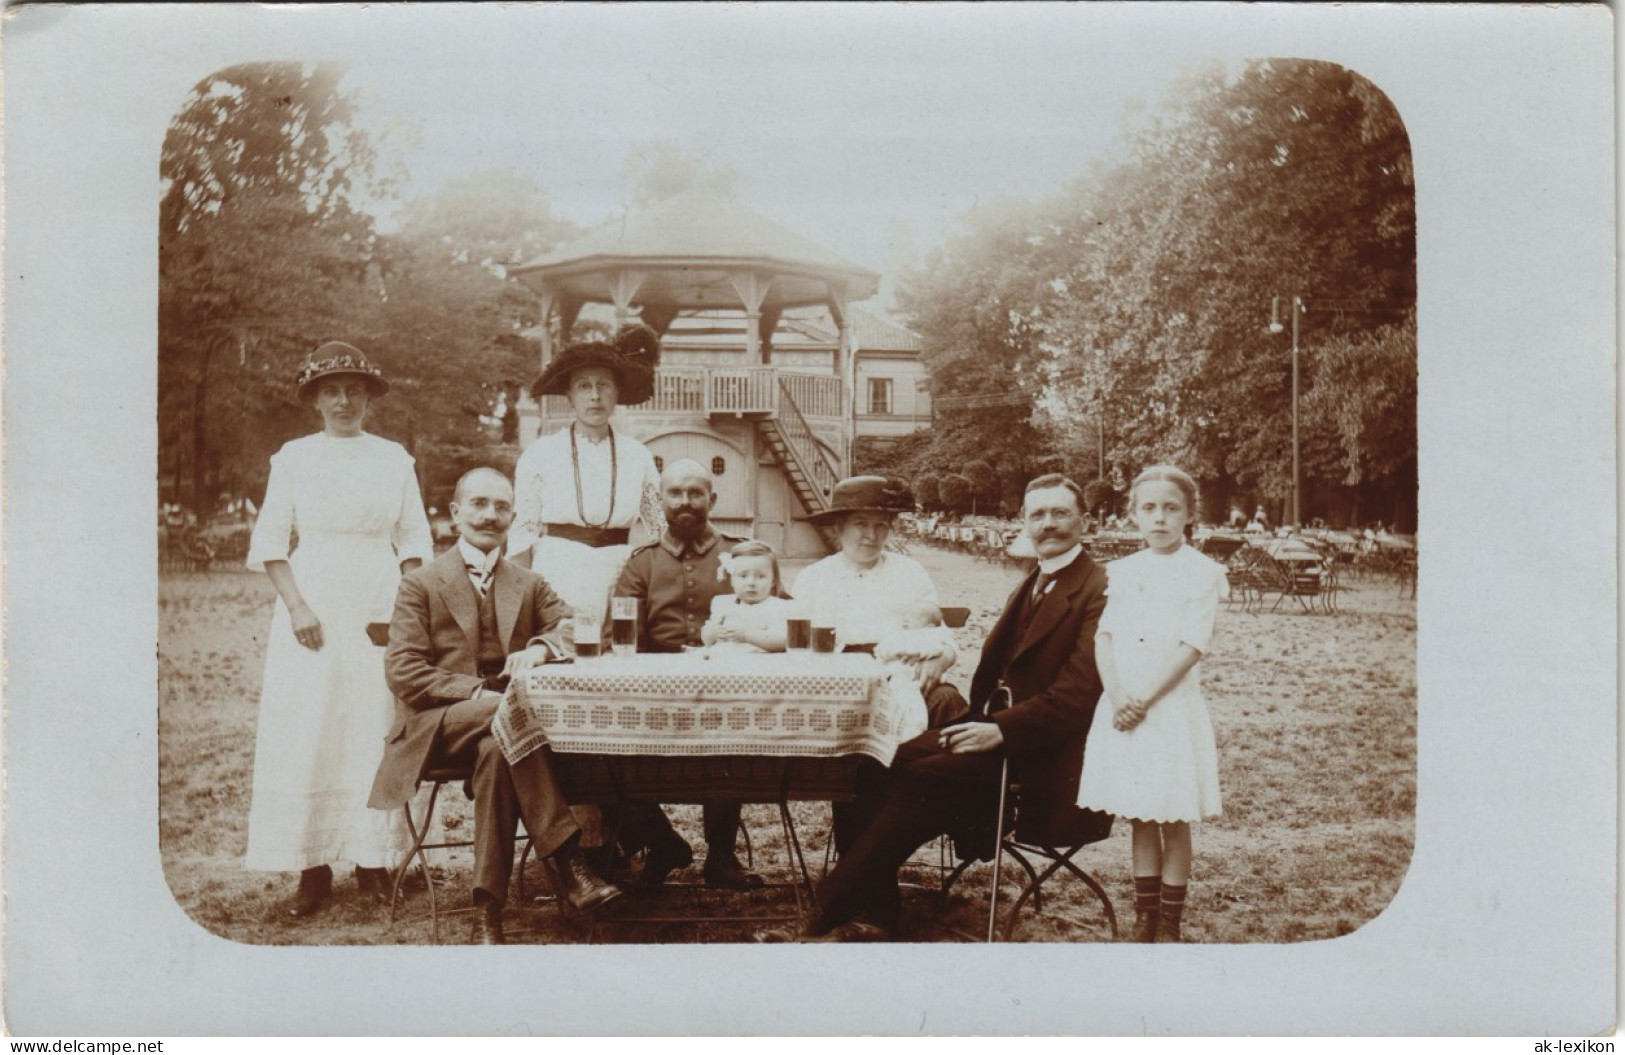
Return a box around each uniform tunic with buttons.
[614,525,747,653]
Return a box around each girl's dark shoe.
[289,865,333,918]
[1131,910,1159,943]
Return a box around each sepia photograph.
[5,1,1614,1037]
[156,42,1416,950]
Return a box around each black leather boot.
[289,865,332,918]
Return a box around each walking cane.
[984,684,1014,943]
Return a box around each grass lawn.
[158,541,1415,945]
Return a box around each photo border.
[3,2,1614,1036]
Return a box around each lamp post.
[1268,295,1303,530]
[1095,393,1106,481]
[1092,346,1107,482]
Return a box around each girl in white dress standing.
[1077,465,1226,943]
[244,344,434,917]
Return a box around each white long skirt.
[243,536,413,872]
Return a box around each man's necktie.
[468,563,493,598]
[1018,572,1052,631]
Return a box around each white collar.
[457,537,501,574]
[1036,542,1084,576]
[836,551,887,576]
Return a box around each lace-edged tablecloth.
[493,652,908,767]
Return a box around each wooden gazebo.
[507,187,881,556]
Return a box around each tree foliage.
[895,60,1417,529]
[369,170,577,508]
[157,66,577,515]
[913,473,942,512]
[938,473,973,515]
[1083,478,1120,520]
[619,141,740,208]
[159,63,386,509]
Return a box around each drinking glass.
[610,596,639,657]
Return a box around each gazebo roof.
[508,185,880,311]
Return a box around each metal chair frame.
[936,765,1119,942]
[387,767,541,944]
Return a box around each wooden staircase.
[759,377,843,549]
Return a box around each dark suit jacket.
[368,546,569,810]
[970,547,1113,846]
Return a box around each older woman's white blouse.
[789,551,954,655]
[510,425,664,555]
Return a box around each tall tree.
[897,60,1416,528]
[367,171,577,507]
[1040,60,1416,525]
[618,141,740,208]
[159,62,386,510]
[894,196,1058,486]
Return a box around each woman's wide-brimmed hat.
[799,475,914,525]
[295,342,389,403]
[531,324,661,406]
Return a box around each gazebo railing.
[705,367,779,414]
[640,367,841,418]
[537,367,843,425]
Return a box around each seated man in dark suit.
[757,473,1112,941]
[369,467,621,944]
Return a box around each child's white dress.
[704,595,792,652]
[1077,543,1226,823]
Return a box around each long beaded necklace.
[570,423,618,529]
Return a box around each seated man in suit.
[757,473,1113,941]
[608,458,763,889]
[369,467,621,944]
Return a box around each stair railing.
[774,377,841,510]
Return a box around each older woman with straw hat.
[791,476,958,682]
[243,342,433,917]
[790,475,967,860]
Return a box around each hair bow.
[716,551,736,581]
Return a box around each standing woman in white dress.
[507,325,666,863]
[1076,464,1226,944]
[509,324,665,559]
[244,344,434,917]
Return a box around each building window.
[868,378,893,415]
[711,456,726,476]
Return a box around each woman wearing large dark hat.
[243,342,433,916]
[509,324,666,557]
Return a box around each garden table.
[494,650,909,769]
[492,650,912,931]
